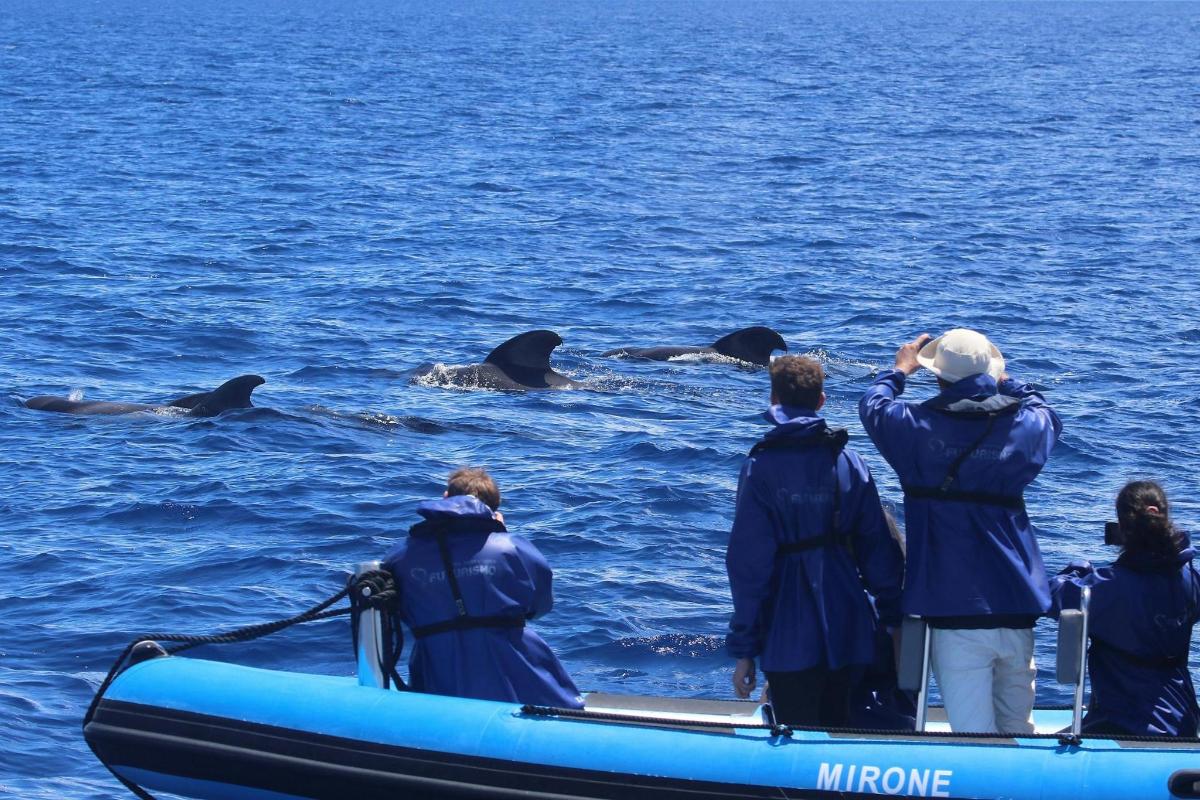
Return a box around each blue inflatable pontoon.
[82,569,1200,800]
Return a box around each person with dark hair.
[1050,481,1200,737]
[860,329,1062,734]
[382,467,583,708]
[727,356,904,727]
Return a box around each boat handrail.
[1056,585,1091,741]
[897,616,932,732]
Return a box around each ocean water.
[2,0,1200,796]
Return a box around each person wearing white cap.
[859,329,1062,734]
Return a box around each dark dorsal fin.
[711,326,788,366]
[484,330,564,373]
[185,375,265,417]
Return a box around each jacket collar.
[924,373,1019,415]
[409,495,506,537]
[762,404,829,442]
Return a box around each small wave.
[309,405,456,434]
[51,260,108,277]
[627,100,677,111]
[288,365,409,380]
[410,364,586,392]
[177,282,250,296]
[193,407,294,423]
[664,351,753,367]
[148,405,192,418]
[622,441,723,461]
[0,243,59,256]
[411,364,481,390]
[760,154,825,167]
[101,499,201,524]
[273,220,317,234]
[578,373,707,397]
[580,633,726,663]
[357,413,452,433]
[653,225,703,236]
[263,181,313,194]
[466,181,521,193]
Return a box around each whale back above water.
[25,375,266,417]
[414,330,583,390]
[602,326,787,367]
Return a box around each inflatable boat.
[83,568,1200,800]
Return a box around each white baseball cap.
[916,329,1005,382]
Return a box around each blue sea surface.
[2,0,1200,796]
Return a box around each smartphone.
[1104,521,1125,547]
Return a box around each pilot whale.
[25,375,265,416]
[602,326,787,367]
[413,330,583,390]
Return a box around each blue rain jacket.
[1050,544,1200,737]
[726,406,905,672]
[860,370,1061,624]
[382,495,583,708]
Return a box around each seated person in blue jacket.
[382,467,584,708]
[860,329,1061,734]
[1051,480,1200,737]
[727,355,904,727]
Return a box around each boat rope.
[83,570,398,800]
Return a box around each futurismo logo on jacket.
[410,560,498,584]
[775,488,835,506]
[927,438,1004,461]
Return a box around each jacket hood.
[410,495,505,537]
[924,373,1020,415]
[762,405,828,441]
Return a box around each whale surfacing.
[602,326,787,367]
[25,375,265,417]
[413,330,583,390]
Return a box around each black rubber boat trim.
[87,699,988,800]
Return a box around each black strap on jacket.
[777,532,852,554]
[411,615,525,640]
[435,530,469,619]
[412,531,525,640]
[902,412,1026,511]
[749,428,850,555]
